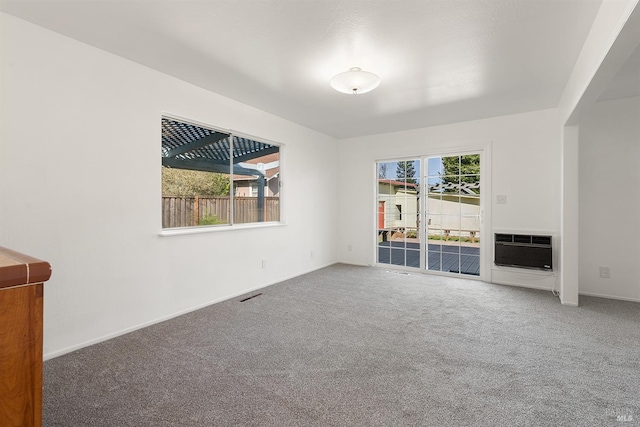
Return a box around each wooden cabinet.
[0,247,51,427]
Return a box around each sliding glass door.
[377,153,482,277]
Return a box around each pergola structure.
[161,117,278,222]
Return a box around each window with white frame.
[161,117,281,228]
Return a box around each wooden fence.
[162,196,279,228]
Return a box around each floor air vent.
[495,233,552,270]
[240,293,262,302]
[386,270,410,276]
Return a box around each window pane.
[161,117,232,229]
[440,176,460,194]
[161,168,232,228]
[378,162,394,180]
[427,228,444,255]
[440,195,462,215]
[390,247,405,266]
[460,174,480,196]
[442,253,460,273]
[441,215,461,236]
[460,154,480,176]
[441,155,460,176]
[427,157,443,177]
[395,160,419,184]
[378,244,391,264]
[460,255,480,276]
[427,194,442,216]
[406,249,420,268]
[427,251,442,271]
[232,137,280,224]
[427,175,445,194]
[162,117,281,228]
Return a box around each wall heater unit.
[494,233,552,270]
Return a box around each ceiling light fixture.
[330,67,381,95]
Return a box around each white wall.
[579,96,640,302]
[337,108,562,290]
[0,14,338,358]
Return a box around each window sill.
[159,222,285,237]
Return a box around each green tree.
[396,161,417,184]
[441,155,480,192]
[162,167,230,197]
[441,155,479,177]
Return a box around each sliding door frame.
[373,142,492,283]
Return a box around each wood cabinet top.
[0,246,51,290]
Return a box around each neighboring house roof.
[234,167,279,180]
[378,179,418,189]
[245,153,279,165]
[233,163,279,182]
[242,153,280,179]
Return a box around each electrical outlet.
[496,195,507,204]
[310,250,314,258]
[599,266,610,279]
[347,244,353,252]
[262,260,267,269]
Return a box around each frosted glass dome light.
[330,67,381,95]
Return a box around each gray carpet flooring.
[43,264,639,426]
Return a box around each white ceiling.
[1,0,610,139]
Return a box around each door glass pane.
[460,154,481,176]
[460,255,480,276]
[442,253,461,273]
[427,157,443,177]
[427,250,442,271]
[405,249,420,268]
[427,227,444,242]
[440,215,461,238]
[461,174,480,196]
[425,153,480,277]
[442,156,461,176]
[377,160,421,267]
[377,245,391,265]
[427,197,442,217]
[390,247,405,266]
[426,226,443,272]
[440,176,460,195]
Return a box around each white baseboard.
[44,262,336,361]
[338,261,370,267]
[492,279,554,292]
[579,291,640,303]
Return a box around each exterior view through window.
[161,117,280,228]
[377,154,481,276]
